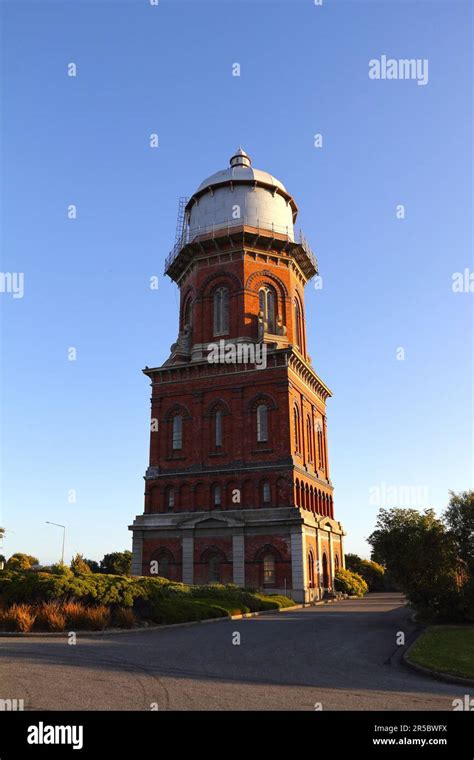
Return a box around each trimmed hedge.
[0,573,297,629]
[147,598,228,625]
[0,570,171,608]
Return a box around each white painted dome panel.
[188,184,295,240]
[196,166,287,194]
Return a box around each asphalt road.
[0,593,467,711]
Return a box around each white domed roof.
[185,149,298,241]
[195,148,290,196]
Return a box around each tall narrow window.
[257,404,268,442]
[294,299,303,350]
[183,297,192,328]
[166,486,175,511]
[259,287,276,333]
[172,415,182,450]
[317,426,323,467]
[208,555,220,583]
[263,554,276,586]
[215,409,222,447]
[306,416,313,461]
[212,484,221,508]
[308,551,315,588]
[213,287,229,335]
[262,480,271,505]
[293,406,301,453]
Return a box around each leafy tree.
[358,559,385,591]
[345,553,363,572]
[6,553,39,572]
[345,552,385,591]
[367,508,460,621]
[443,490,474,575]
[50,562,74,577]
[84,558,100,573]
[70,553,92,574]
[100,551,132,576]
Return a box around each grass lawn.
[407,626,474,680]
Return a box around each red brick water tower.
[129,148,346,601]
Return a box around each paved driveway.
[0,593,467,710]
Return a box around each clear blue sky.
[1,0,472,565]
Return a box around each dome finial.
[230,147,251,168]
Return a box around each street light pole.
[46,522,66,565]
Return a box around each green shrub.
[0,570,171,608]
[345,555,385,591]
[188,583,296,612]
[260,594,296,608]
[0,571,297,627]
[70,554,92,575]
[334,568,368,597]
[358,560,385,591]
[148,598,227,625]
[194,597,250,615]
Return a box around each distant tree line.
[1,551,132,576]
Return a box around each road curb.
[402,631,474,687]
[0,596,347,638]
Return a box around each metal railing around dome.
[164,218,318,274]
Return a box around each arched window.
[151,549,174,580]
[258,286,276,333]
[183,297,193,329]
[322,552,329,588]
[257,404,268,442]
[166,486,175,511]
[172,415,182,450]
[208,555,221,582]
[212,483,221,508]
[214,409,222,448]
[213,287,229,335]
[334,554,340,571]
[261,480,271,506]
[293,406,301,453]
[263,554,276,586]
[294,298,303,350]
[308,551,315,588]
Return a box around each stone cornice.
[143,348,332,405]
[166,225,316,285]
[287,351,332,401]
